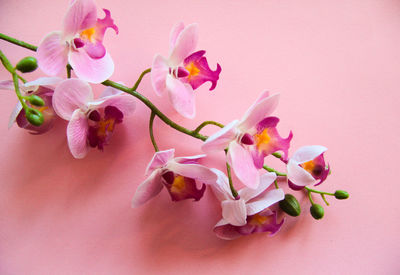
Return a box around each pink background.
[0,0,399,274]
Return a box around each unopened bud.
[279,194,301,216]
[27,95,45,107]
[334,190,349,200]
[25,108,44,126]
[310,204,324,220]
[16,56,38,73]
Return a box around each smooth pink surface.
[0,0,399,274]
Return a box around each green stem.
[272,152,282,159]
[274,180,279,189]
[132,68,151,91]
[263,165,287,177]
[307,190,315,205]
[226,162,238,198]
[193,120,224,134]
[321,194,330,206]
[304,186,335,196]
[0,33,37,51]
[66,64,72,78]
[149,111,159,152]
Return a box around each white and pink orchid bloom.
[151,22,221,119]
[211,169,285,240]
[132,149,218,207]
[52,78,135,158]
[202,91,292,189]
[287,145,330,190]
[0,77,63,134]
[37,0,118,83]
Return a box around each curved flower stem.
[226,162,238,199]
[0,33,37,51]
[193,120,224,134]
[132,68,151,91]
[66,64,72,78]
[321,194,330,206]
[304,186,334,196]
[307,189,315,205]
[149,111,159,152]
[263,165,287,177]
[274,180,279,189]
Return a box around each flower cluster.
[0,0,348,240]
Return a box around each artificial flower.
[287,145,330,190]
[37,0,118,83]
[202,91,292,189]
[131,149,217,207]
[0,77,62,134]
[52,78,135,158]
[211,169,284,240]
[151,22,221,118]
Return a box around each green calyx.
[27,95,45,106]
[16,56,37,73]
[310,204,324,220]
[334,190,349,200]
[25,108,44,126]
[279,194,301,217]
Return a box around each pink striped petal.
[0,80,14,90]
[53,78,93,120]
[68,50,114,84]
[228,141,260,189]
[287,159,317,187]
[167,161,217,185]
[37,32,69,76]
[25,77,63,88]
[67,109,89,159]
[238,93,280,131]
[246,189,284,216]
[87,94,136,117]
[239,172,277,202]
[100,86,123,97]
[169,22,185,50]
[168,23,198,66]
[166,75,195,119]
[8,102,23,129]
[62,0,97,38]
[151,54,169,96]
[131,170,163,207]
[214,219,242,240]
[221,199,247,226]
[145,149,175,175]
[201,120,239,153]
[210,168,234,201]
[291,145,328,163]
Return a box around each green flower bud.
[334,190,349,200]
[310,204,324,220]
[16,56,38,73]
[25,108,44,126]
[27,95,45,107]
[279,194,301,217]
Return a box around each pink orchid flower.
[287,145,330,190]
[211,169,285,240]
[52,78,135,158]
[37,0,118,83]
[151,22,221,118]
[0,77,62,134]
[131,149,218,207]
[202,91,293,189]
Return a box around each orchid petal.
[174,154,205,164]
[228,141,260,189]
[291,145,328,163]
[68,50,114,84]
[67,109,89,159]
[100,86,123,97]
[25,77,63,88]
[53,78,93,120]
[166,74,195,119]
[168,23,198,66]
[87,94,136,117]
[201,120,239,153]
[150,54,169,97]
[238,93,280,131]
[62,0,97,38]
[246,189,284,216]
[213,220,242,240]
[145,149,175,175]
[167,161,217,185]
[8,102,23,129]
[287,159,317,187]
[210,168,234,201]
[221,199,247,226]
[169,22,185,50]
[131,169,163,207]
[84,41,106,59]
[37,31,69,76]
[239,172,277,202]
[0,80,14,90]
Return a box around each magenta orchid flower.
[52,78,135,158]
[202,91,293,189]
[37,0,118,83]
[287,145,330,190]
[211,169,284,240]
[151,22,221,119]
[131,149,218,207]
[0,77,62,134]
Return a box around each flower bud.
[25,108,44,126]
[334,190,349,200]
[16,56,38,73]
[27,95,45,107]
[310,204,324,220]
[279,194,301,216]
